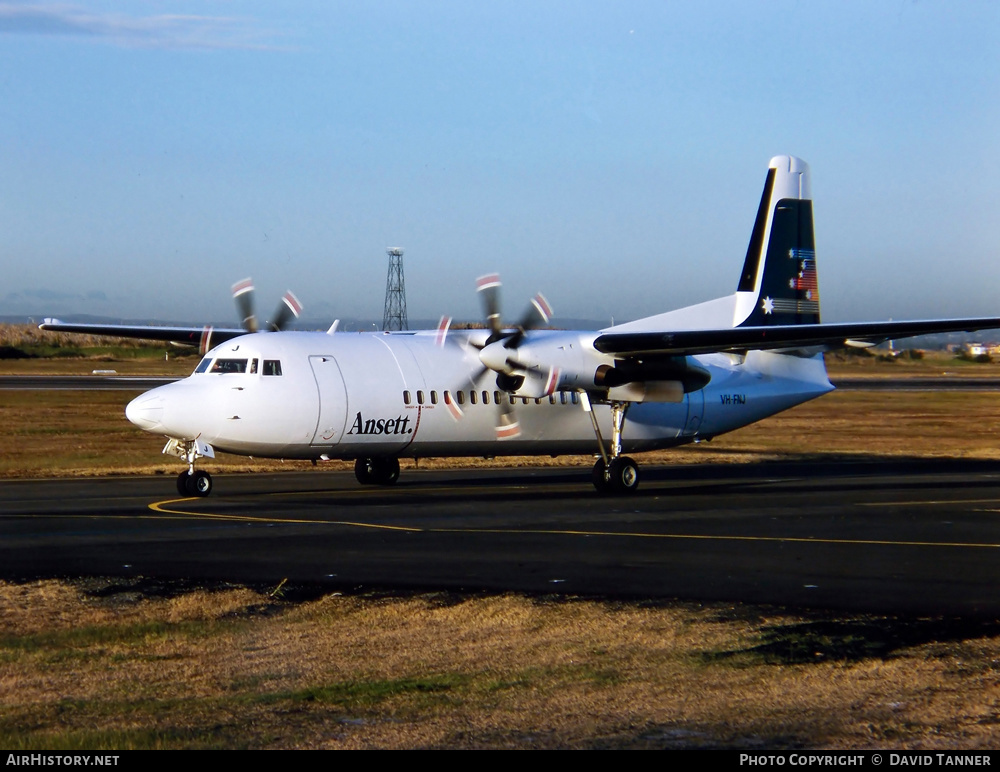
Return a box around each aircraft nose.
[125,392,164,432]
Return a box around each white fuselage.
[125,329,834,460]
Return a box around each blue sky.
[1,1,998,327]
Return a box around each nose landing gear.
[177,469,213,497]
[165,438,216,497]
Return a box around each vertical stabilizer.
[733,155,819,327]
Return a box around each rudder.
[733,155,819,327]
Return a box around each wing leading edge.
[594,317,1000,358]
[38,320,247,350]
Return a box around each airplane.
[39,155,1000,498]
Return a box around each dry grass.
[0,580,997,749]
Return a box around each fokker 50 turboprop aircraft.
[41,156,1000,497]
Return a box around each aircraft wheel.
[608,456,640,494]
[177,471,191,496]
[186,470,213,497]
[355,458,401,486]
[354,458,376,485]
[372,457,400,485]
[591,459,610,493]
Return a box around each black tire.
[372,457,400,485]
[608,456,639,494]
[355,457,401,486]
[591,458,610,493]
[355,458,375,485]
[177,471,191,496]
[186,470,213,497]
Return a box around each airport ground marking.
[147,499,1000,548]
[858,498,1000,507]
[148,498,425,531]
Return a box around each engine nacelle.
[594,356,711,394]
[484,333,711,401]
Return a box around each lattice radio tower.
[382,247,408,331]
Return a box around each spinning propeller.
[231,278,303,333]
[440,273,555,440]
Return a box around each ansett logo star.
[761,296,774,314]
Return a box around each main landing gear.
[354,457,401,486]
[582,395,640,495]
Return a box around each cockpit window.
[210,358,248,374]
[194,358,212,374]
[263,360,282,376]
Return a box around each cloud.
[0,3,283,50]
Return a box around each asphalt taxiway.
[2,460,999,616]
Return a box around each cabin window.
[482,391,490,405]
[494,391,501,405]
[194,358,212,374]
[263,360,282,376]
[249,358,258,374]
[210,358,247,374]
[430,391,438,405]
[417,390,425,405]
[443,391,452,405]
[403,390,411,405]
[469,391,477,405]
[456,391,465,405]
[571,392,579,404]
[549,395,556,404]
[560,393,568,405]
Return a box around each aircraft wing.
[593,317,1000,357]
[38,320,247,349]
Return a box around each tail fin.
[733,155,819,327]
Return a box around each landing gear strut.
[354,457,401,486]
[582,394,639,495]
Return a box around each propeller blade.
[435,316,452,348]
[495,393,520,440]
[541,366,560,397]
[268,291,303,332]
[231,278,258,333]
[443,389,464,421]
[518,292,553,331]
[476,273,503,337]
[507,292,553,348]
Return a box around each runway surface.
[2,460,999,616]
